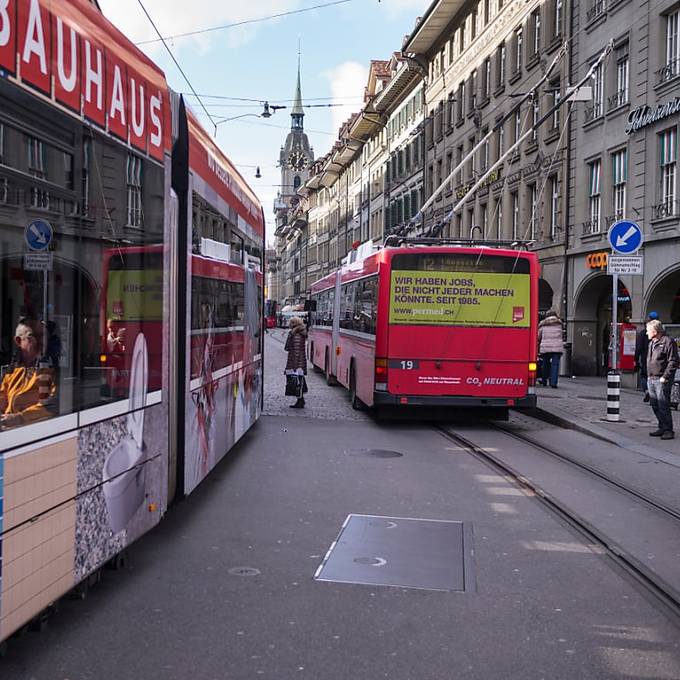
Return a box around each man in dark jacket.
[646,319,679,439]
[635,311,659,402]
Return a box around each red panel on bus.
[18,0,51,94]
[0,0,17,73]
[52,13,80,111]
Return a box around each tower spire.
[291,47,304,130]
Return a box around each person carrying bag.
[284,316,308,409]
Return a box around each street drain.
[228,567,260,577]
[348,448,403,458]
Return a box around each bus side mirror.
[304,300,317,312]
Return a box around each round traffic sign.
[608,220,643,254]
[25,219,53,252]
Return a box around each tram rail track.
[436,423,680,624]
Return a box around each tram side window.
[191,277,245,330]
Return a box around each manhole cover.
[228,567,260,577]
[348,448,403,458]
[577,395,605,401]
[316,514,475,592]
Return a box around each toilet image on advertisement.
[102,333,148,533]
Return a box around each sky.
[96,0,433,246]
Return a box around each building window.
[551,82,561,130]
[514,109,522,144]
[613,44,629,108]
[554,0,563,37]
[481,131,490,171]
[659,128,677,217]
[550,175,559,238]
[532,10,541,55]
[447,92,455,128]
[511,191,519,239]
[469,70,477,112]
[457,144,464,185]
[528,183,537,240]
[446,151,453,190]
[0,123,4,163]
[471,9,478,40]
[483,58,491,100]
[28,136,46,178]
[457,82,465,121]
[468,136,476,179]
[663,9,680,82]
[612,149,627,221]
[531,98,539,143]
[496,196,503,239]
[514,27,523,73]
[498,42,506,87]
[498,122,505,157]
[126,153,143,227]
[587,62,603,121]
[481,203,488,236]
[588,159,601,232]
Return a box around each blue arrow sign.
[608,220,643,254]
[25,219,53,252]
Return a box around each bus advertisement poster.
[389,270,530,327]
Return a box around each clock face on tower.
[288,150,308,171]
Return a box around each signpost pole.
[607,270,621,422]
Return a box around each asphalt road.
[1,333,679,679]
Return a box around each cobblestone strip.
[263,331,371,421]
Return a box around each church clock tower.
[276,60,314,210]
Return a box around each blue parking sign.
[25,219,53,252]
[608,220,642,254]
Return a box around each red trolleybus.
[308,239,539,417]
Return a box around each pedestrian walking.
[646,318,679,440]
[284,316,307,409]
[538,310,564,388]
[635,311,658,402]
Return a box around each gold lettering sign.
[586,252,608,270]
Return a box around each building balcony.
[656,58,680,86]
[582,217,602,235]
[607,90,628,111]
[584,103,603,124]
[652,199,680,220]
[604,210,624,227]
[586,0,606,22]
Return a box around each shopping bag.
[285,374,300,397]
[301,376,308,394]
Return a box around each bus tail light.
[375,358,387,391]
[100,354,108,363]
[528,361,537,386]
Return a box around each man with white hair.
[646,319,679,440]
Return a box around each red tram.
[309,240,539,417]
[0,0,263,643]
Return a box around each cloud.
[97,0,301,54]
[324,61,368,136]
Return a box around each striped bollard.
[606,372,620,422]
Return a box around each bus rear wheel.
[349,365,363,410]
[324,351,334,385]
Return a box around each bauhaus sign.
[0,0,168,160]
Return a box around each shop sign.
[586,251,608,269]
[625,97,680,135]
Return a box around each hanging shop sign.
[586,251,608,269]
[625,97,680,135]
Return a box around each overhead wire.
[135,0,354,45]
[135,0,217,133]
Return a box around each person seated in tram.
[0,318,57,429]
